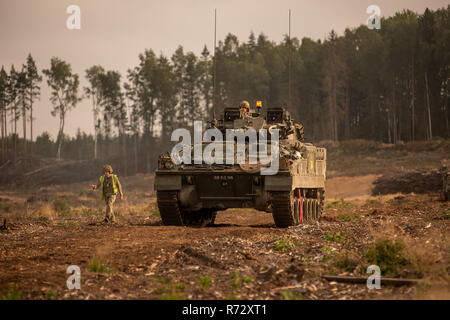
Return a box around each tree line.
[0,6,448,174]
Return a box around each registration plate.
[213,175,234,180]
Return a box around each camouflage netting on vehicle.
[371,169,443,195]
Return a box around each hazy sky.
[0,0,448,140]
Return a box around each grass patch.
[433,208,450,220]
[272,237,296,251]
[52,199,70,216]
[281,290,303,300]
[326,199,356,209]
[324,231,347,243]
[45,290,60,300]
[154,279,185,300]
[154,277,170,284]
[230,272,242,290]
[227,293,238,300]
[332,251,359,272]
[149,208,160,219]
[198,275,212,290]
[364,239,410,276]
[89,256,111,273]
[58,221,79,227]
[2,284,21,300]
[229,272,254,291]
[321,246,334,263]
[242,276,254,284]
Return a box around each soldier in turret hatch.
[239,100,250,118]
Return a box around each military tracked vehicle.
[154,103,327,228]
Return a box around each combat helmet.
[103,164,113,174]
[239,100,250,111]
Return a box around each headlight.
[164,161,174,169]
[159,156,174,169]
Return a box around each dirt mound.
[372,169,443,195]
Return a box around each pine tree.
[43,57,81,160]
[0,67,8,162]
[85,65,105,160]
[24,54,42,153]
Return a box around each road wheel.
[302,198,308,222]
[270,191,297,228]
[293,198,300,224]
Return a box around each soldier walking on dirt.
[91,165,124,223]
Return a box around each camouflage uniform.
[239,100,250,118]
[94,168,123,223]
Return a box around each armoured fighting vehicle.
[154,102,327,227]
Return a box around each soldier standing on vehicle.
[91,164,124,223]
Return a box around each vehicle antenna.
[288,9,292,109]
[213,8,217,120]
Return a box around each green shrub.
[281,290,303,300]
[272,237,296,251]
[242,276,254,284]
[321,246,334,263]
[327,199,356,209]
[2,284,21,300]
[154,277,170,284]
[230,272,241,290]
[227,293,237,300]
[198,275,212,290]
[433,208,450,220]
[155,280,185,300]
[45,290,59,300]
[149,208,160,219]
[52,199,70,216]
[89,257,111,273]
[333,251,359,272]
[364,239,410,275]
[324,231,347,243]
